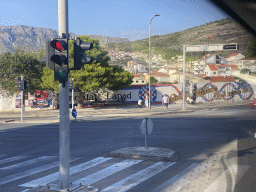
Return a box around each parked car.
[250,98,256,109]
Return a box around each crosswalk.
[0,154,251,192]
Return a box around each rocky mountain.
[104,18,255,60]
[0,25,129,53]
[85,34,129,44]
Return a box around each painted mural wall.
[0,81,255,111]
[110,82,255,104]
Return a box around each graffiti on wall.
[168,82,254,103]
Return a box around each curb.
[0,119,14,123]
[25,184,98,192]
[108,147,177,162]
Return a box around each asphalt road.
[0,104,256,192]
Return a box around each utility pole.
[58,0,70,190]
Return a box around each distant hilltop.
[0,25,130,54]
[104,18,255,60]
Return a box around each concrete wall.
[0,91,16,111]
[1,81,255,111]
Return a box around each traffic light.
[15,77,21,90]
[49,38,69,83]
[73,37,93,70]
[223,43,238,50]
[69,80,74,89]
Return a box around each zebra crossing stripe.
[0,157,80,186]
[72,159,143,186]
[204,164,250,192]
[0,156,57,171]
[0,155,28,165]
[21,189,30,192]
[101,161,176,192]
[151,163,198,192]
[20,157,112,188]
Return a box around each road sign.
[140,118,153,136]
[72,109,77,118]
[185,43,238,52]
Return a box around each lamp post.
[149,14,160,109]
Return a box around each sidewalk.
[0,100,251,124]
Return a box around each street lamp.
[149,14,160,109]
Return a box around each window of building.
[136,81,138,83]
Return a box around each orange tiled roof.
[207,65,219,70]
[200,54,214,61]
[226,53,240,58]
[216,64,239,70]
[210,76,235,82]
[150,70,170,77]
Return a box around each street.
[0,103,256,191]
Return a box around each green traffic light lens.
[55,69,67,80]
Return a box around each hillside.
[104,18,254,60]
[0,25,129,53]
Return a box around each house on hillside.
[144,70,170,83]
[226,53,245,63]
[132,75,147,85]
[204,64,239,77]
[151,70,170,83]
[199,53,228,66]
[238,57,256,72]
[158,67,169,74]
[168,67,177,75]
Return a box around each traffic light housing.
[49,38,69,83]
[69,79,74,89]
[15,77,21,90]
[73,38,93,70]
[24,80,28,90]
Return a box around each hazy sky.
[0,0,229,41]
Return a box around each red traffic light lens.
[50,40,66,51]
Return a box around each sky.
[0,0,230,41]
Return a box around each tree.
[41,35,133,107]
[0,48,44,96]
[240,68,251,74]
[146,76,158,85]
[247,38,256,58]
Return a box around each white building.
[204,64,239,77]
[134,64,145,73]
[132,75,147,85]
[226,53,245,63]
[199,53,228,66]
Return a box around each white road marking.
[20,157,112,187]
[0,155,28,165]
[101,161,176,192]
[20,189,30,192]
[204,164,250,192]
[0,157,80,186]
[72,159,143,186]
[0,156,57,171]
[21,189,30,192]
[151,163,198,192]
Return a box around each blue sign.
[72,109,77,118]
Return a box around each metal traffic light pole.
[58,0,70,190]
[21,75,24,122]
